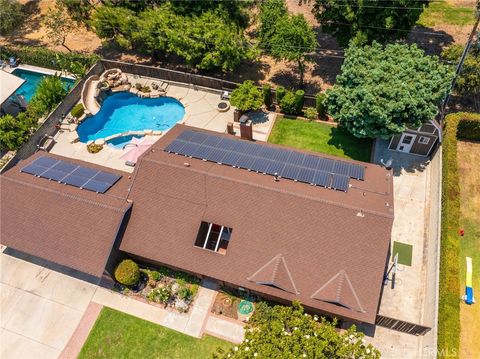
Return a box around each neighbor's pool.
[12,68,75,102]
[77,92,185,143]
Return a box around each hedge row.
[0,45,99,73]
[438,112,480,358]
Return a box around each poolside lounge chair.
[8,57,18,68]
[221,91,230,100]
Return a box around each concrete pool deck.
[50,79,276,171]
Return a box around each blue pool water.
[12,69,75,102]
[77,92,185,143]
[107,135,143,149]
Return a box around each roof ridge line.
[271,254,282,282]
[1,176,129,213]
[279,255,300,295]
[343,272,366,313]
[141,157,394,219]
[335,270,345,302]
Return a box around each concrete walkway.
[366,139,442,358]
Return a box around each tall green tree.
[442,42,480,111]
[214,301,379,359]
[258,0,288,46]
[91,4,252,72]
[327,42,453,139]
[0,0,24,35]
[312,0,430,46]
[269,14,317,88]
[43,3,75,52]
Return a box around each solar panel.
[348,164,365,180]
[333,161,350,176]
[280,164,300,180]
[164,130,362,192]
[82,180,111,193]
[313,171,332,188]
[208,149,228,163]
[20,156,121,193]
[21,164,48,176]
[296,167,316,184]
[331,174,349,192]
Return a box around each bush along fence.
[438,112,480,359]
[0,45,100,76]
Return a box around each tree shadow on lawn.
[326,126,373,162]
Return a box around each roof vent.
[183,162,190,167]
[247,254,299,294]
[356,210,365,217]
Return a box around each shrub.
[438,112,480,359]
[279,91,299,115]
[114,259,140,286]
[135,83,142,91]
[262,84,272,108]
[71,103,84,119]
[142,85,151,93]
[30,76,67,114]
[316,92,327,118]
[147,286,172,304]
[178,286,193,301]
[87,143,103,153]
[230,80,263,112]
[0,114,32,151]
[294,89,305,113]
[149,270,162,281]
[304,107,318,120]
[0,45,98,77]
[275,86,286,103]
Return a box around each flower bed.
[114,264,200,313]
[211,287,259,321]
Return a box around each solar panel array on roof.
[21,156,121,193]
[165,130,366,192]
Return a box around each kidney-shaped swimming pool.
[77,92,185,143]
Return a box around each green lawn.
[79,307,233,359]
[268,117,372,162]
[417,1,476,27]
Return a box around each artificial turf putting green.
[392,241,413,266]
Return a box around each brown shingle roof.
[120,125,394,323]
[0,152,132,278]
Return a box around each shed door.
[397,134,416,153]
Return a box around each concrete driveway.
[0,250,97,359]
